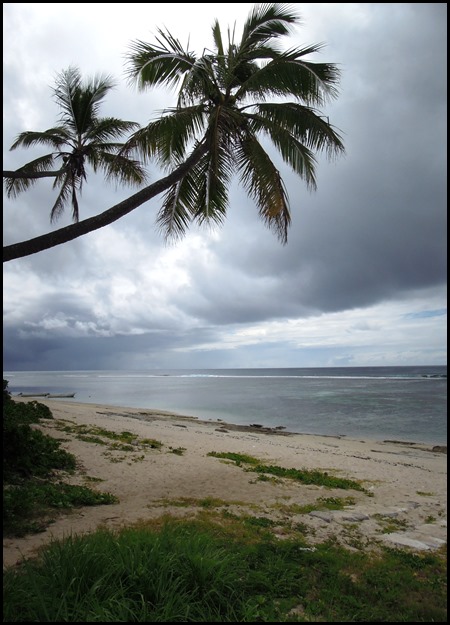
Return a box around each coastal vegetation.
[4,3,344,261]
[3,381,447,621]
[3,517,447,622]
[3,380,118,537]
[207,451,370,492]
[53,419,163,453]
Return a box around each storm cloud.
[3,3,447,370]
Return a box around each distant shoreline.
[6,366,447,446]
[14,396,448,451]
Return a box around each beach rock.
[333,511,370,522]
[309,511,333,523]
[381,533,434,550]
[376,507,409,518]
[381,531,446,551]
[414,522,446,534]
[308,509,370,525]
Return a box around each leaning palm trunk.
[3,3,344,262]
[3,142,208,262]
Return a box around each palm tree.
[124,2,344,243]
[5,66,146,223]
[3,3,344,263]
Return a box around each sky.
[3,3,447,371]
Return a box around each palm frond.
[236,46,341,105]
[212,19,225,60]
[53,66,115,134]
[178,55,220,107]
[191,141,232,228]
[84,118,141,142]
[258,123,318,189]
[52,66,81,131]
[122,106,207,166]
[71,75,116,133]
[250,102,345,159]
[156,176,197,240]
[50,163,84,223]
[4,154,58,197]
[156,140,231,240]
[235,133,291,243]
[10,129,69,151]
[239,3,299,53]
[78,74,116,117]
[49,172,74,223]
[89,151,147,186]
[126,29,197,90]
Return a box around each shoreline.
[4,398,447,567]
[12,395,448,448]
[96,403,448,453]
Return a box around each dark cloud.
[3,325,231,370]
[3,3,447,369]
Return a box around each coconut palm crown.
[5,66,146,223]
[124,3,345,243]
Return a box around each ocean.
[3,366,447,446]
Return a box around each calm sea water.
[3,366,447,445]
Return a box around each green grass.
[373,514,411,534]
[273,496,357,515]
[168,446,187,455]
[3,481,118,537]
[54,421,163,450]
[207,451,370,493]
[3,518,447,622]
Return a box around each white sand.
[3,399,447,567]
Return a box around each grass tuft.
[208,451,369,492]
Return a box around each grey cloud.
[4,325,228,370]
[3,3,447,369]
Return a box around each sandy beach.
[3,398,447,568]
